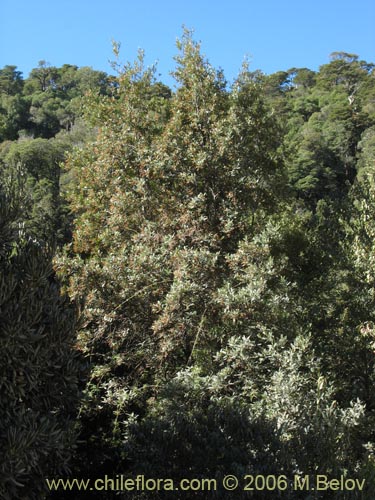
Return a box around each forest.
[1,31,375,499]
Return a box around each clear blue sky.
[1,0,374,86]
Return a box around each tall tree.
[58,31,288,482]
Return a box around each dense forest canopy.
[1,33,375,499]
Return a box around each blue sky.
[1,0,374,86]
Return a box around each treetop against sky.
[0,0,374,86]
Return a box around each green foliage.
[0,93,29,141]
[0,190,79,499]
[0,138,72,244]
[2,39,375,499]
[56,32,288,482]
[0,65,23,95]
[125,334,373,499]
[55,34,375,498]
[264,52,375,206]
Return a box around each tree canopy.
[1,34,375,499]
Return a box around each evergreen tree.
[0,189,80,499]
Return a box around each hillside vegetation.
[1,32,375,499]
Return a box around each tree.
[283,55,374,205]
[318,52,373,95]
[57,31,289,484]
[25,61,59,93]
[0,65,23,95]
[0,189,80,499]
[0,138,71,244]
[0,93,29,141]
